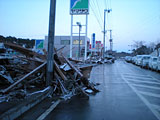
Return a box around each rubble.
[0,42,99,104]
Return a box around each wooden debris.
[2,62,46,93]
[4,42,46,60]
[54,60,68,81]
[0,42,99,104]
[61,54,83,77]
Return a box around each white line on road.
[127,79,160,85]
[139,91,160,98]
[148,75,160,82]
[122,63,160,82]
[124,76,157,81]
[132,84,160,90]
[36,100,61,120]
[152,104,160,111]
[123,73,152,78]
[121,74,160,120]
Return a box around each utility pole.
[109,30,113,52]
[103,9,112,58]
[103,10,106,58]
[46,0,56,86]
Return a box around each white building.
[44,36,90,58]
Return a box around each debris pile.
[86,54,115,64]
[0,42,99,103]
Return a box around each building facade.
[44,36,90,58]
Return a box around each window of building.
[73,40,82,45]
[61,40,70,45]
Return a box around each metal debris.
[0,42,99,104]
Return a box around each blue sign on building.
[92,33,95,49]
[35,40,44,49]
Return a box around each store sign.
[70,0,89,15]
[92,33,95,49]
[35,40,44,49]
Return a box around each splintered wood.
[0,43,99,102]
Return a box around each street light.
[77,22,82,60]
[103,9,112,58]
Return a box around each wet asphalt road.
[45,60,160,120]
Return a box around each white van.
[141,55,151,68]
[136,55,143,66]
[149,57,158,70]
[158,57,160,71]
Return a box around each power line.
[89,1,103,29]
[95,0,103,24]
[91,0,103,24]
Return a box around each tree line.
[132,40,160,56]
[0,35,35,48]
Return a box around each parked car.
[136,55,143,66]
[158,56,160,71]
[125,56,132,63]
[131,56,137,64]
[141,55,151,68]
[149,57,158,70]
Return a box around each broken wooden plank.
[4,43,46,60]
[68,58,83,63]
[2,62,47,93]
[61,55,83,77]
[54,72,68,94]
[0,73,14,84]
[54,60,68,81]
[0,65,14,84]
[56,46,66,53]
[78,65,93,79]
[54,48,64,64]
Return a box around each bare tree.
[133,40,145,49]
[148,42,156,52]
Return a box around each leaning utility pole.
[46,0,56,86]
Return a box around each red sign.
[96,41,101,44]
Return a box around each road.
[19,60,160,120]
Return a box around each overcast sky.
[0,0,160,52]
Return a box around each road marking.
[148,75,160,82]
[123,73,152,77]
[124,75,157,80]
[152,104,160,111]
[122,63,160,82]
[127,79,160,85]
[121,74,160,120]
[125,77,159,83]
[132,84,160,90]
[139,91,160,98]
[36,100,61,120]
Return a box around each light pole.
[103,9,112,58]
[77,22,82,60]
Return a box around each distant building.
[90,41,103,52]
[44,36,90,58]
